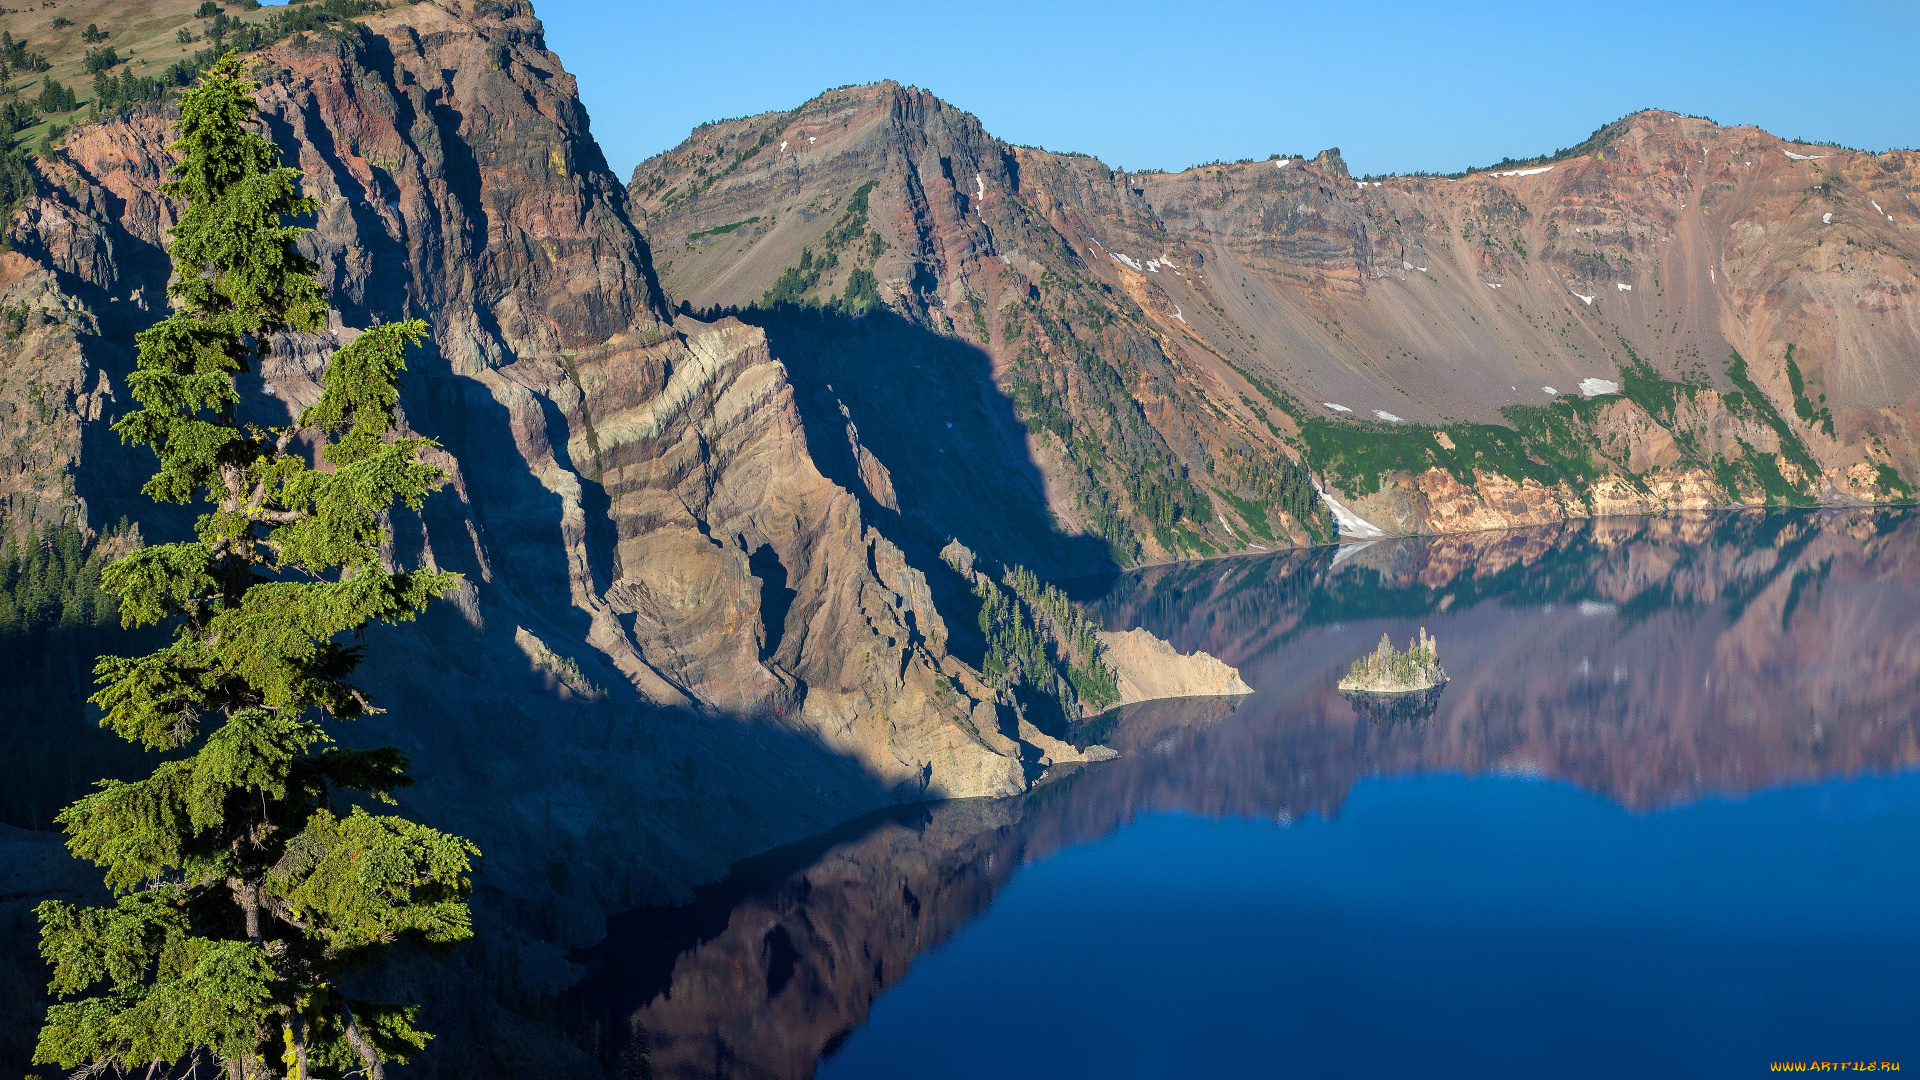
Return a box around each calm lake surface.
[575,510,1920,1079]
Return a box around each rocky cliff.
[0,8,1277,1073]
[0,3,1156,1074]
[633,86,1920,555]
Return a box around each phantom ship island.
[1339,628,1449,722]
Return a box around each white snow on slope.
[1111,252,1143,271]
[1403,260,1414,271]
[1822,213,1833,224]
[1487,282,1503,289]
[1710,267,1715,283]
[1493,165,1554,178]
[1542,386,1559,395]
[1617,283,1632,291]
[1324,403,1352,413]
[1579,378,1619,397]
[779,141,788,153]
[1373,410,1406,423]
[1783,149,1827,161]
[1276,159,1289,170]
[1571,290,1594,305]
[975,175,986,201]
[1170,304,1186,324]
[1314,481,1386,539]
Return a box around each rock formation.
[1098,626,1253,704]
[0,5,1145,1072]
[634,86,1920,555]
[1338,627,1448,693]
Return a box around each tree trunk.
[337,996,385,1080]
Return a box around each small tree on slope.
[34,54,474,1080]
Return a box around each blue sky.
[536,0,1919,181]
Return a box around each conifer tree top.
[36,50,473,1080]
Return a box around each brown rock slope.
[0,5,1183,1071]
[633,86,1920,554]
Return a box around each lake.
[573,510,1920,1079]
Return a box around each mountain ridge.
[632,82,1919,560]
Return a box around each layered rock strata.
[635,86,1920,553]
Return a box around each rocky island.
[1339,629,1449,721]
[1340,628,1448,693]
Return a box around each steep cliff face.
[0,7,1107,1065]
[633,88,1920,553]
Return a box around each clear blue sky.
[535,0,1919,181]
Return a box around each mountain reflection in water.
[571,510,1920,1079]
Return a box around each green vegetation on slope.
[759,181,884,310]
[1783,344,1835,438]
[1296,395,1610,501]
[1003,564,1120,711]
[0,523,158,830]
[1004,291,1213,561]
[1285,345,1832,510]
[951,549,1122,723]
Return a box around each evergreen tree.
[34,54,474,1080]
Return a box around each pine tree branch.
[331,991,385,1080]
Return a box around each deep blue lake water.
[820,776,1920,1079]
[578,511,1920,1079]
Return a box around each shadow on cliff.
[708,303,1115,575]
[686,301,1122,666]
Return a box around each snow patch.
[1275,159,1289,170]
[1822,212,1833,224]
[1571,290,1594,305]
[1373,410,1406,423]
[1170,304,1187,324]
[1579,378,1619,397]
[1487,281,1502,289]
[975,174,986,201]
[1324,402,1352,413]
[1144,259,1162,273]
[1617,282,1632,291]
[1783,149,1827,161]
[1403,260,1414,271]
[1578,600,1617,617]
[1493,165,1554,178]
[1542,386,1559,395]
[1710,267,1715,283]
[1315,481,1387,539]
[1110,252,1144,271]
[779,141,788,153]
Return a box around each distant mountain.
[633,84,1919,556]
